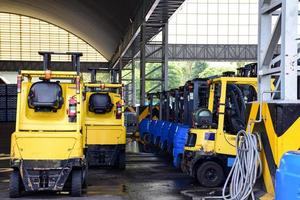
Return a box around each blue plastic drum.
[276,151,300,200]
[149,120,158,142]
[153,120,165,145]
[173,125,190,168]
[138,118,151,139]
[159,121,172,150]
[167,123,179,153]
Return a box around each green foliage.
[192,62,209,79]
[168,64,184,89]
[198,66,237,78]
[165,61,208,89]
[82,72,110,83]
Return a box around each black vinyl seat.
[28,81,63,112]
[224,84,246,134]
[89,93,113,114]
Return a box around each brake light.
[76,76,80,94]
[116,101,122,119]
[17,75,22,93]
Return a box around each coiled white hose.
[222,130,262,200]
[205,130,262,200]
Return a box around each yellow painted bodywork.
[247,102,300,197]
[185,77,257,156]
[85,126,125,145]
[184,128,216,153]
[10,70,84,161]
[18,82,81,131]
[82,84,126,146]
[11,132,83,160]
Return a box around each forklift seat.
[225,84,246,134]
[89,93,113,114]
[28,81,63,112]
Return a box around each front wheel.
[71,169,82,197]
[143,134,151,144]
[9,170,21,198]
[196,161,224,187]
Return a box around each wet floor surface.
[0,152,212,200]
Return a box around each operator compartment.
[84,90,125,145]
[18,76,80,131]
[82,79,126,168]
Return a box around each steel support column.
[161,22,168,91]
[140,23,146,106]
[119,58,123,84]
[131,52,136,105]
[159,22,169,120]
[258,0,299,101]
[111,70,117,83]
[280,0,298,100]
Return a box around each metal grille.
[0,13,106,62]
[153,0,258,45]
[0,84,17,122]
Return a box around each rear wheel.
[116,150,126,170]
[196,161,224,187]
[71,169,82,197]
[82,165,88,189]
[9,170,21,198]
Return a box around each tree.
[191,62,209,79]
[199,66,237,78]
[168,64,184,89]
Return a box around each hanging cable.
[204,129,262,200]
[221,130,262,200]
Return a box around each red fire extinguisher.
[68,96,77,122]
[116,101,122,119]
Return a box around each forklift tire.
[71,169,82,197]
[143,144,152,153]
[143,134,151,144]
[82,166,88,189]
[117,151,126,170]
[9,170,21,198]
[138,142,145,152]
[196,161,224,187]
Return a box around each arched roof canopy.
[0,0,140,60]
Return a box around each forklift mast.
[169,88,180,123]
[183,79,209,126]
[39,51,82,74]
[178,86,185,124]
[160,91,171,121]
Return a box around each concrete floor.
[0,150,216,200]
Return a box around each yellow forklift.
[82,69,126,169]
[9,52,87,197]
[182,71,258,187]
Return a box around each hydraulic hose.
[221,130,262,200]
[205,130,262,200]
